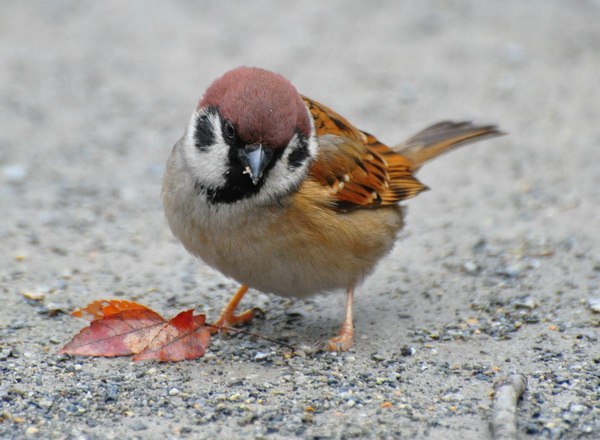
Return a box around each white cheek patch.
[182,109,230,189]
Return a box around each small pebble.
[463,260,479,274]
[569,404,587,414]
[238,413,258,426]
[254,351,270,361]
[513,296,536,310]
[371,353,385,362]
[0,347,13,360]
[168,388,180,396]
[25,426,39,436]
[294,374,308,386]
[400,346,415,357]
[21,290,46,301]
[496,262,527,278]
[227,378,244,387]
[441,392,464,402]
[302,412,314,423]
[587,297,600,313]
[38,398,54,409]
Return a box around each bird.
[162,66,502,351]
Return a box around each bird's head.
[179,66,317,205]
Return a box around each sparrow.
[162,66,502,351]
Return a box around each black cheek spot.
[287,133,310,170]
[194,110,216,151]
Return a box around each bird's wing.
[301,95,426,211]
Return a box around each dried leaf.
[62,300,212,362]
[59,308,166,356]
[133,310,211,362]
[72,299,153,321]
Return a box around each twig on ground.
[491,373,528,440]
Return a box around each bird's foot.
[211,307,264,334]
[326,322,354,352]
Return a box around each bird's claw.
[325,321,354,352]
[211,306,265,334]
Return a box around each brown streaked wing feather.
[301,96,427,210]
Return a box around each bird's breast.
[166,189,405,298]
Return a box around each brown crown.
[198,67,310,148]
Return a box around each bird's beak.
[239,144,272,185]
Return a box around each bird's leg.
[211,284,257,333]
[327,286,355,351]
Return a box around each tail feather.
[397,121,504,169]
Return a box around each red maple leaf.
[59,307,166,356]
[60,300,211,362]
[133,311,211,362]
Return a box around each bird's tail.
[397,121,504,169]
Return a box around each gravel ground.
[1,1,599,439]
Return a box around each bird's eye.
[223,120,235,140]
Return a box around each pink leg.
[327,287,355,351]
